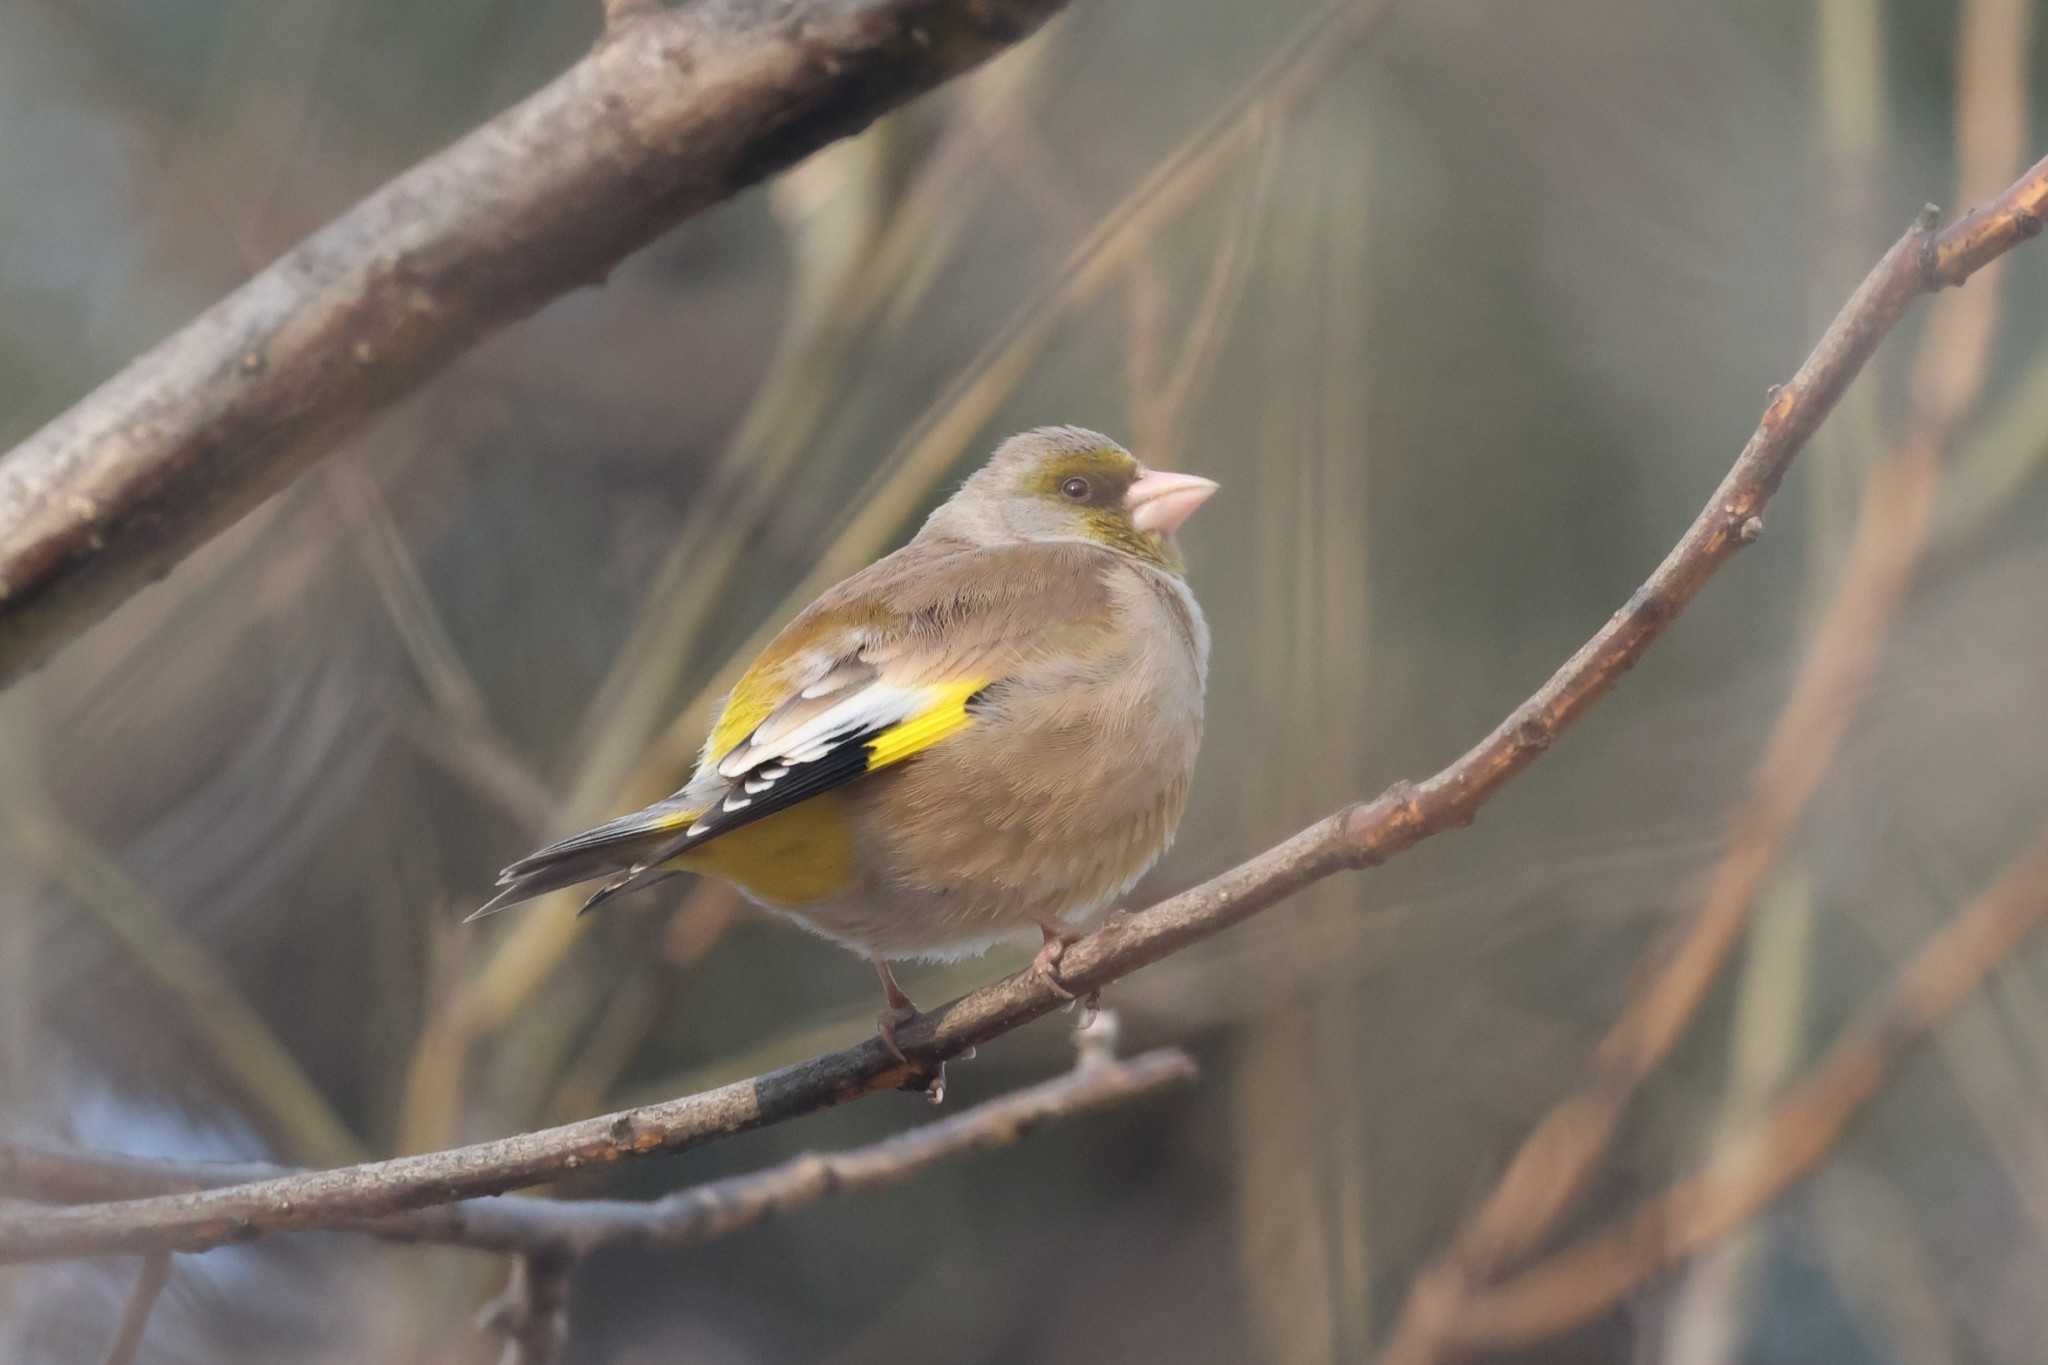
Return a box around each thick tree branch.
[0,1042,1195,1258]
[0,0,1066,687]
[1,151,2043,1267]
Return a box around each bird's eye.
[1060,476,1092,501]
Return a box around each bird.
[469,426,1217,1061]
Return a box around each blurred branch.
[1379,44,2038,1363]
[0,0,1068,687]
[1930,0,2042,544]
[392,706,559,838]
[1912,0,2031,426]
[1,155,2043,1263]
[1938,347,2048,543]
[478,1250,573,1365]
[0,1042,1195,1259]
[1151,131,1276,460]
[99,1250,172,1365]
[5,804,366,1168]
[1433,824,2048,1351]
[1806,0,1888,560]
[333,460,561,835]
[1124,123,1275,465]
[329,464,492,730]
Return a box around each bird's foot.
[872,957,923,1067]
[875,1001,919,1068]
[1033,923,1079,1003]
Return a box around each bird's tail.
[464,798,700,922]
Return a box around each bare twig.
[100,1250,172,1365]
[0,1046,1195,1258]
[0,0,1068,687]
[1436,825,2048,1349]
[0,151,2042,1267]
[479,1250,574,1365]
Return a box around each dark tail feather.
[463,859,608,922]
[578,867,683,916]
[465,835,688,925]
[465,798,703,923]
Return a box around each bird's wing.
[471,540,1119,919]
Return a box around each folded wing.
[468,664,988,919]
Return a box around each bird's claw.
[876,1003,919,1068]
[1032,927,1078,1002]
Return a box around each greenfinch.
[471,427,1217,1057]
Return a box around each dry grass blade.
[5,804,364,1168]
[98,1250,172,1365]
[1438,825,2048,1349]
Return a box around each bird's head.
[927,426,1219,570]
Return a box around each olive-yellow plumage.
[470,427,1218,1051]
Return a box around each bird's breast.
[859,569,1207,927]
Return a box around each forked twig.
[0,1044,1195,1259]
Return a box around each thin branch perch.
[0,0,1067,687]
[0,150,2042,1267]
[0,1044,1196,1258]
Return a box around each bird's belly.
[839,696,1200,956]
[793,789,1188,961]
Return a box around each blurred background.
[4,0,2048,1360]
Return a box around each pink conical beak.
[1126,468,1220,534]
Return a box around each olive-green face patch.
[1018,444,1180,571]
[1023,447,1141,507]
[1081,506,1181,570]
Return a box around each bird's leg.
[873,957,919,1066]
[1032,920,1080,1002]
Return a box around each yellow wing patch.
[665,677,986,907]
[864,678,986,770]
[709,671,788,761]
[707,602,901,759]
